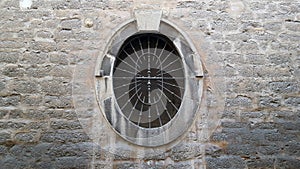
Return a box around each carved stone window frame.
[95,10,204,147]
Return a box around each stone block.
[0,132,11,144]
[12,81,39,94]
[49,65,73,78]
[0,156,26,169]
[0,145,8,156]
[258,144,281,155]
[284,142,300,156]
[226,144,256,157]
[234,40,259,53]
[285,97,300,107]
[31,41,57,53]
[40,130,90,143]
[26,65,52,78]
[166,162,193,169]
[0,121,26,130]
[35,30,54,39]
[278,33,300,42]
[60,18,82,30]
[0,52,19,63]
[50,120,82,130]
[0,109,9,119]
[170,143,202,161]
[14,131,38,143]
[113,162,140,169]
[135,10,162,32]
[246,157,275,169]
[0,40,24,49]
[54,156,91,169]
[258,96,281,108]
[270,110,297,122]
[225,95,252,108]
[21,51,48,64]
[269,81,299,94]
[285,21,300,32]
[206,156,246,169]
[0,95,21,107]
[213,41,232,52]
[41,79,70,96]
[56,29,75,40]
[23,109,48,120]
[21,94,43,106]
[49,52,69,65]
[44,96,73,108]
[276,156,300,169]
[24,121,48,131]
[48,142,98,158]
[267,53,291,65]
[2,65,25,77]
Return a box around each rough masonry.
[0,0,299,168]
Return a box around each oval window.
[113,33,185,128]
[95,19,203,147]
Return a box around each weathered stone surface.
[170,143,202,161]
[0,0,299,168]
[206,156,246,169]
[40,130,90,143]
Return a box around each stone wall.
[0,0,299,168]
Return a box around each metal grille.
[113,33,185,128]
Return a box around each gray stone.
[14,131,38,143]
[0,109,9,118]
[0,40,24,49]
[26,65,53,78]
[113,162,140,169]
[269,81,299,94]
[0,156,27,169]
[276,156,300,169]
[226,144,256,157]
[259,97,281,108]
[285,97,300,107]
[0,121,26,130]
[268,53,291,65]
[44,95,72,108]
[35,30,54,39]
[40,78,70,96]
[12,81,39,94]
[0,132,11,144]
[23,109,48,120]
[206,156,246,169]
[0,145,8,155]
[0,0,299,168]
[284,142,300,156]
[49,52,68,65]
[30,41,57,53]
[258,144,281,155]
[0,52,19,63]
[50,120,82,130]
[2,65,25,77]
[40,130,90,143]
[60,18,82,30]
[55,156,91,168]
[21,51,48,64]
[0,95,21,107]
[21,94,43,106]
[166,162,193,169]
[285,21,300,32]
[170,143,202,161]
[246,157,275,169]
[226,95,252,108]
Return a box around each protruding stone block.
[134,10,162,32]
